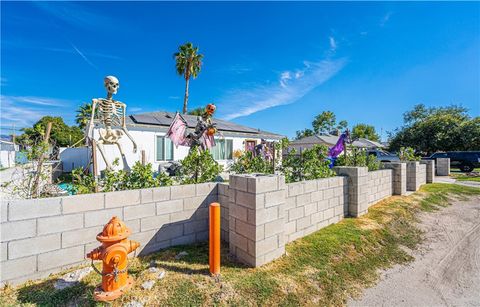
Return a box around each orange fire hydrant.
[87,216,140,302]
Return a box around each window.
[211,139,233,160]
[156,136,173,161]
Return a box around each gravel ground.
[349,195,480,307]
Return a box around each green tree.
[337,120,348,131]
[17,116,84,147]
[174,42,204,114]
[312,111,336,134]
[177,148,223,184]
[187,107,205,116]
[75,102,93,130]
[388,104,479,154]
[295,128,314,140]
[351,123,380,142]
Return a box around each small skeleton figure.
[187,103,217,150]
[87,76,137,171]
[254,139,273,161]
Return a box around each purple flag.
[328,133,347,158]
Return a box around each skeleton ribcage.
[96,99,124,128]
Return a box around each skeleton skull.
[104,75,119,95]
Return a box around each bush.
[280,145,335,183]
[229,150,273,174]
[335,147,380,171]
[398,146,420,162]
[176,148,223,184]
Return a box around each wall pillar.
[436,158,450,176]
[228,174,286,267]
[420,160,435,183]
[333,167,368,217]
[383,162,407,195]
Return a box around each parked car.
[367,149,400,162]
[427,151,480,172]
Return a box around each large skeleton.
[87,76,137,171]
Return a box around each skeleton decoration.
[166,104,217,152]
[86,76,137,171]
[254,139,273,161]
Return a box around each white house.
[288,133,384,153]
[61,111,284,172]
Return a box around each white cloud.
[70,43,98,70]
[220,57,347,120]
[380,12,393,27]
[0,95,74,127]
[329,36,337,51]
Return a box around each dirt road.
[349,195,480,307]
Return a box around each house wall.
[0,151,16,168]
[86,128,272,172]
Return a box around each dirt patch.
[349,195,480,306]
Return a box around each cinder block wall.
[383,162,407,195]
[406,162,427,191]
[436,158,450,176]
[420,160,435,183]
[1,182,217,285]
[367,169,393,205]
[217,183,230,243]
[334,167,369,217]
[284,177,347,243]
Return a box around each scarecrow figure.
[167,103,217,151]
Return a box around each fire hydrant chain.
[90,259,129,283]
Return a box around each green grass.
[1,183,479,306]
[450,171,480,182]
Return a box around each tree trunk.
[183,77,190,114]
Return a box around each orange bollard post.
[209,202,221,276]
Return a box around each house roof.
[290,134,384,148]
[126,111,284,139]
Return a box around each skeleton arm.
[87,99,98,139]
[116,101,138,153]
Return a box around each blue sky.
[1,1,479,139]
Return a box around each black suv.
[428,151,480,172]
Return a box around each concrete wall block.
[152,186,171,202]
[0,256,37,281]
[38,214,84,236]
[183,195,211,211]
[37,245,84,271]
[248,206,278,225]
[170,184,196,200]
[303,180,317,193]
[288,230,304,243]
[328,197,340,208]
[285,197,296,210]
[184,220,208,235]
[140,214,171,232]
[124,203,156,221]
[9,234,60,259]
[140,188,154,204]
[316,178,330,190]
[265,190,285,208]
[264,218,284,237]
[288,207,304,222]
[235,219,257,239]
[218,183,229,196]
[170,209,195,222]
[1,201,8,223]
[1,220,36,242]
[156,199,183,215]
[295,193,311,207]
[323,188,334,200]
[235,191,257,209]
[324,208,334,220]
[285,221,296,235]
[156,224,183,242]
[171,234,196,246]
[317,199,329,211]
[105,190,140,208]
[129,229,157,246]
[287,182,304,197]
[84,208,122,228]
[196,182,218,196]
[304,202,317,216]
[296,216,311,230]
[1,242,7,261]
[230,232,249,252]
[249,175,279,194]
[62,226,101,248]
[231,205,248,221]
[196,230,209,242]
[62,193,104,214]
[9,198,61,221]
[255,235,280,257]
[311,190,324,202]
[311,211,324,224]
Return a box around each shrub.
[176,148,223,184]
[280,144,335,183]
[398,146,421,162]
[229,150,273,174]
[72,167,98,194]
[335,147,380,171]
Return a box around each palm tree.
[174,42,203,114]
[75,102,93,130]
